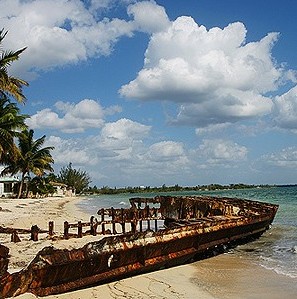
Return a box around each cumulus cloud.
[45,118,153,183]
[0,0,165,78]
[101,118,150,140]
[47,131,191,185]
[273,85,297,132]
[143,141,189,169]
[197,139,248,166]
[47,130,251,185]
[120,16,293,127]
[27,99,120,133]
[127,0,170,34]
[98,118,151,160]
[261,146,297,168]
[46,136,97,165]
[46,118,151,166]
[175,89,273,127]
[146,141,185,162]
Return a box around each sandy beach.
[1,196,296,299]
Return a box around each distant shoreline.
[84,183,296,196]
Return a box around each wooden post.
[139,209,143,232]
[121,208,124,222]
[147,219,150,231]
[49,221,54,237]
[64,221,69,239]
[121,208,125,234]
[11,230,21,243]
[131,221,137,234]
[121,223,125,234]
[111,207,116,234]
[78,221,83,238]
[146,205,150,218]
[101,208,105,235]
[155,219,158,231]
[30,225,39,241]
[90,216,98,236]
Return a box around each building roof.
[0,166,20,183]
[0,177,19,183]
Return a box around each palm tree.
[2,129,54,198]
[0,29,28,103]
[0,96,28,163]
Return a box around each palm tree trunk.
[17,172,25,199]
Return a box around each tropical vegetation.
[85,183,273,195]
[0,96,28,163]
[0,28,28,104]
[0,29,58,199]
[2,129,54,198]
[55,162,92,194]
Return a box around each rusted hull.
[0,196,278,298]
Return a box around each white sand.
[0,196,214,299]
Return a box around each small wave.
[119,201,127,205]
[259,262,297,279]
[258,254,297,279]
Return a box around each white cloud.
[273,85,297,132]
[261,146,297,168]
[101,118,151,141]
[46,136,97,165]
[127,0,170,34]
[27,99,118,133]
[0,0,142,78]
[175,89,273,127]
[0,0,172,79]
[195,123,231,135]
[146,141,185,161]
[142,141,190,178]
[120,16,290,127]
[45,120,191,184]
[45,118,152,184]
[46,117,151,166]
[197,139,248,166]
[47,132,251,186]
[99,118,151,159]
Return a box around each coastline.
[1,196,295,298]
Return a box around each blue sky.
[1,0,297,187]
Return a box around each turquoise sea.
[78,186,297,279]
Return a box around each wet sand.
[192,253,297,299]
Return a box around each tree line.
[0,29,90,198]
[85,183,272,195]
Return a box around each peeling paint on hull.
[0,195,278,298]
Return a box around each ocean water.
[78,186,297,279]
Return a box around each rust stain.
[0,195,278,298]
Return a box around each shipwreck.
[0,195,278,298]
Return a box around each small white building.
[50,182,75,197]
[0,166,19,198]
